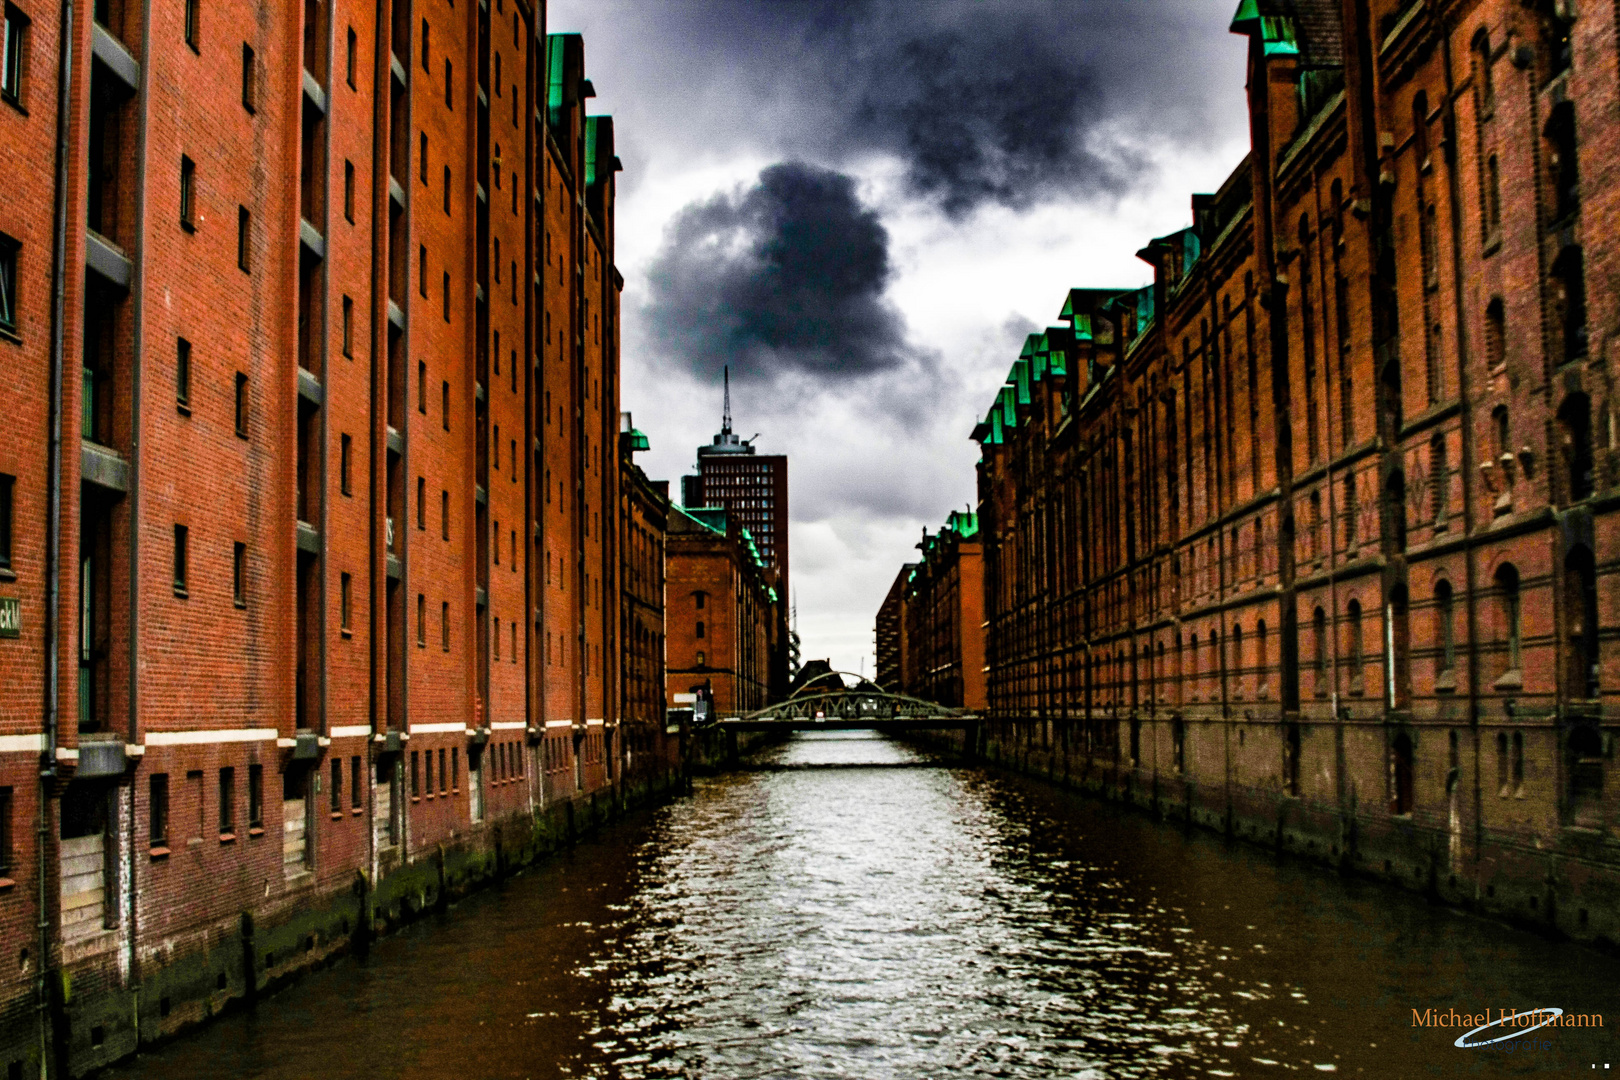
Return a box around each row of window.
[147,765,264,850]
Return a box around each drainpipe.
[1439,30,1485,875]
[41,0,76,1075]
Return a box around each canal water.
[105,732,1619,1078]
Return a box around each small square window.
[232,541,246,607]
[240,43,255,112]
[179,155,196,229]
[175,337,191,408]
[173,524,189,595]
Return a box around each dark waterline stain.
[102,733,1620,1079]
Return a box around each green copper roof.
[1230,0,1262,32]
[1012,360,1031,407]
[989,406,1004,445]
[627,428,649,452]
[1045,328,1069,377]
[1032,333,1049,381]
[545,35,574,128]
[585,116,601,185]
[1261,16,1299,55]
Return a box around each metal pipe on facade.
[41,1,76,1073]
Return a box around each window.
[148,775,168,850]
[1474,30,1493,111]
[236,206,250,271]
[410,751,419,799]
[240,43,255,111]
[340,571,351,632]
[441,381,449,429]
[493,520,500,565]
[1347,599,1364,692]
[1485,155,1502,238]
[420,17,429,71]
[0,473,11,573]
[441,600,449,650]
[494,50,500,92]
[441,490,448,540]
[218,767,235,836]
[418,244,426,297]
[417,592,425,646]
[341,295,353,356]
[2,5,27,105]
[1497,564,1522,675]
[1485,299,1505,372]
[336,433,351,495]
[183,0,198,50]
[696,651,705,667]
[234,372,248,436]
[232,541,246,607]
[0,232,15,334]
[179,156,196,229]
[173,525,188,595]
[1496,732,1510,796]
[695,592,705,610]
[344,160,354,223]
[442,271,449,321]
[444,58,451,108]
[346,27,356,88]
[1511,731,1524,795]
[351,757,362,809]
[416,477,425,529]
[695,620,704,640]
[246,764,262,835]
[330,758,342,813]
[1435,581,1456,678]
[451,747,459,790]
[417,360,426,412]
[418,131,427,184]
[493,424,500,469]
[175,337,191,408]
[443,165,450,213]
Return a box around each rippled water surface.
[106,733,1620,1078]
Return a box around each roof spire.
[722,365,732,435]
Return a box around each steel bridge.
[719,684,979,734]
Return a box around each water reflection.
[106,732,1620,1079]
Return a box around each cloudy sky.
[550,0,1255,676]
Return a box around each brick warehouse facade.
[893,0,1620,947]
[892,512,986,712]
[0,0,664,1073]
[664,506,779,720]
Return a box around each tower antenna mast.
[722,365,732,436]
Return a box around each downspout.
[1439,29,1485,874]
[42,1,76,1073]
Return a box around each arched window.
[1557,393,1595,502]
[1565,545,1600,698]
[1496,564,1522,675]
[1389,585,1411,709]
[1232,624,1244,697]
[1551,245,1588,363]
[1435,580,1457,679]
[1485,298,1505,372]
[1348,600,1365,693]
[1313,607,1328,693]
[1474,30,1494,110]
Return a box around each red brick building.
[664,506,778,719]
[0,1,645,1072]
[894,512,986,712]
[950,0,1620,943]
[617,416,678,794]
[874,563,914,692]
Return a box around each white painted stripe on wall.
[408,722,465,734]
[0,734,48,753]
[328,725,372,739]
[586,718,604,727]
[544,719,573,729]
[491,721,526,731]
[144,728,279,746]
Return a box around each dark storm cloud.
[576,0,1240,218]
[646,161,922,384]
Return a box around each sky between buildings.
[550,0,1254,676]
